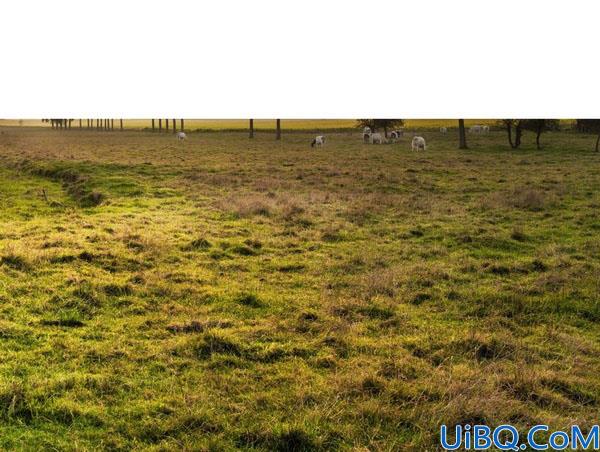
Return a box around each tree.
[458,119,468,149]
[520,119,559,149]
[576,119,600,151]
[276,119,281,140]
[249,119,254,139]
[500,120,522,148]
[356,119,404,138]
[500,119,559,149]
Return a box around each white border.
[1,0,599,118]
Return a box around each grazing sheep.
[176,131,187,141]
[482,125,490,133]
[311,135,325,147]
[411,136,426,151]
[370,132,385,144]
[469,125,482,134]
[389,129,404,140]
[440,127,447,133]
[363,127,372,143]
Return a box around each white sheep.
[370,132,385,144]
[411,136,426,151]
[311,135,325,147]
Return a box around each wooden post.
[249,119,254,138]
[276,119,281,140]
[180,119,184,131]
[159,119,162,132]
[172,119,177,133]
[120,119,123,131]
[458,119,468,149]
[79,119,82,128]
[111,119,114,130]
[165,119,169,132]
[152,119,155,132]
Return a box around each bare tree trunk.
[180,119,184,131]
[506,122,514,148]
[152,119,155,132]
[276,119,281,140]
[159,119,162,133]
[458,119,468,149]
[515,124,522,148]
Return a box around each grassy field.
[0,119,506,131]
[0,126,598,450]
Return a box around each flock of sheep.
[311,126,429,151]
[174,124,492,152]
[310,124,491,151]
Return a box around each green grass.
[0,126,598,449]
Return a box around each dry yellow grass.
[1,118,505,130]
